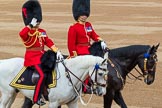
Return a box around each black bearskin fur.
[41,50,56,73]
[89,41,104,58]
[22,0,42,25]
[72,0,90,21]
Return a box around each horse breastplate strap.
[107,58,125,87]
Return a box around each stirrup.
[36,98,46,106]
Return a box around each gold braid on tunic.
[22,30,41,48]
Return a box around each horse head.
[137,43,159,85]
[89,52,108,96]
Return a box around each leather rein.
[60,60,107,91]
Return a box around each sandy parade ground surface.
[0,0,162,108]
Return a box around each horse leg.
[6,92,17,108]
[0,92,14,108]
[114,91,127,108]
[21,96,33,108]
[21,96,62,108]
[103,88,115,108]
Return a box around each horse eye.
[155,58,158,62]
[98,72,103,76]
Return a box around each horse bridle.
[144,54,158,74]
[90,63,108,88]
[132,52,158,80]
[61,60,108,89]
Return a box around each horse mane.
[89,41,104,57]
[41,50,56,73]
[65,55,103,68]
[90,41,151,59]
[110,45,151,58]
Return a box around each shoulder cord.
[22,30,40,48]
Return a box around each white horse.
[0,52,108,108]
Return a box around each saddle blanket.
[10,66,57,90]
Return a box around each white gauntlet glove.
[56,51,64,61]
[29,18,37,28]
[101,41,107,50]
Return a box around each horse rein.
[104,48,139,83]
[61,61,85,85]
[129,53,158,81]
[60,60,108,105]
[61,60,107,90]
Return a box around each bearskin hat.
[72,0,90,21]
[22,0,42,25]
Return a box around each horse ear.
[101,52,108,65]
[155,43,160,51]
[149,43,160,54]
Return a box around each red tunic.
[68,22,100,56]
[19,27,54,66]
